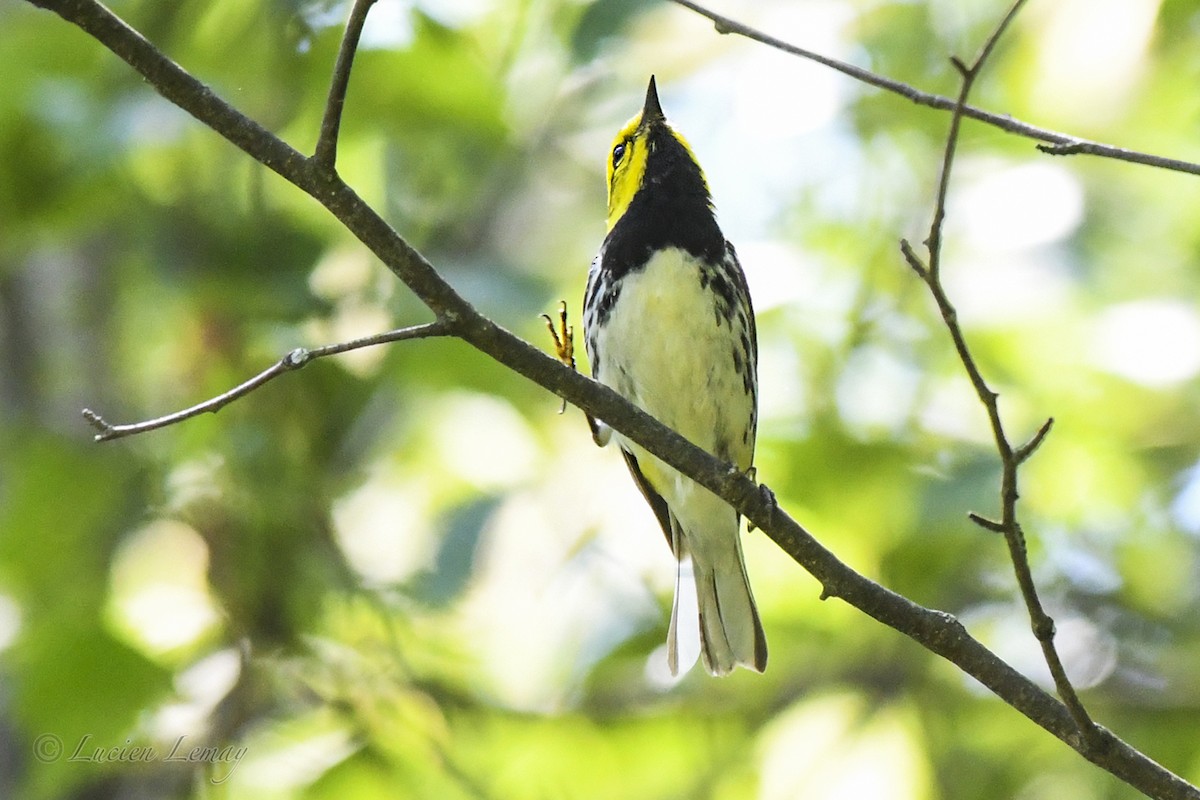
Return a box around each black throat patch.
[601,124,726,282]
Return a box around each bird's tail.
[667,516,767,676]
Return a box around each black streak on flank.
[595,281,620,326]
[708,271,736,315]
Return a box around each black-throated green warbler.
[582,77,765,676]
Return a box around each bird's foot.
[542,300,576,371]
[542,302,603,441]
[541,300,576,413]
[745,466,776,532]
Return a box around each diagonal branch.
[314,0,377,171]
[82,321,450,442]
[899,0,1100,750]
[668,0,1200,177]
[22,0,1199,797]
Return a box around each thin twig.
[668,0,1200,177]
[314,0,378,171]
[82,321,449,441]
[904,0,1101,747]
[967,512,1006,534]
[1016,417,1055,464]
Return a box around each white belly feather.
[590,247,754,483]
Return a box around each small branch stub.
[899,238,929,279]
[968,512,1006,534]
[1016,417,1055,464]
[82,408,114,440]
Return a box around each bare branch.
[967,512,1006,534]
[1016,417,1055,464]
[898,238,928,279]
[668,0,1200,177]
[82,321,450,442]
[314,0,378,171]
[970,0,1026,71]
[904,0,1102,749]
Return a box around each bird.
[581,76,766,676]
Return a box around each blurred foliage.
[2,0,1200,798]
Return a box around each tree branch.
[314,0,377,171]
[900,0,1101,751]
[23,0,1199,797]
[668,0,1200,177]
[1016,417,1055,464]
[82,321,450,442]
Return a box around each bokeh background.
[3,0,1200,797]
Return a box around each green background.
[2,0,1199,797]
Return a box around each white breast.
[589,247,754,471]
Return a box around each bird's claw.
[745,466,775,532]
[542,300,576,413]
[543,301,604,440]
[542,300,576,371]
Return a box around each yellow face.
[605,113,650,231]
[604,106,707,232]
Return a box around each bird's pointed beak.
[642,75,665,124]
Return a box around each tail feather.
[666,518,691,676]
[665,513,766,676]
[666,557,685,676]
[695,557,767,675]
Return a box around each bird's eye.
[612,142,627,168]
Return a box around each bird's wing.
[619,447,674,550]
